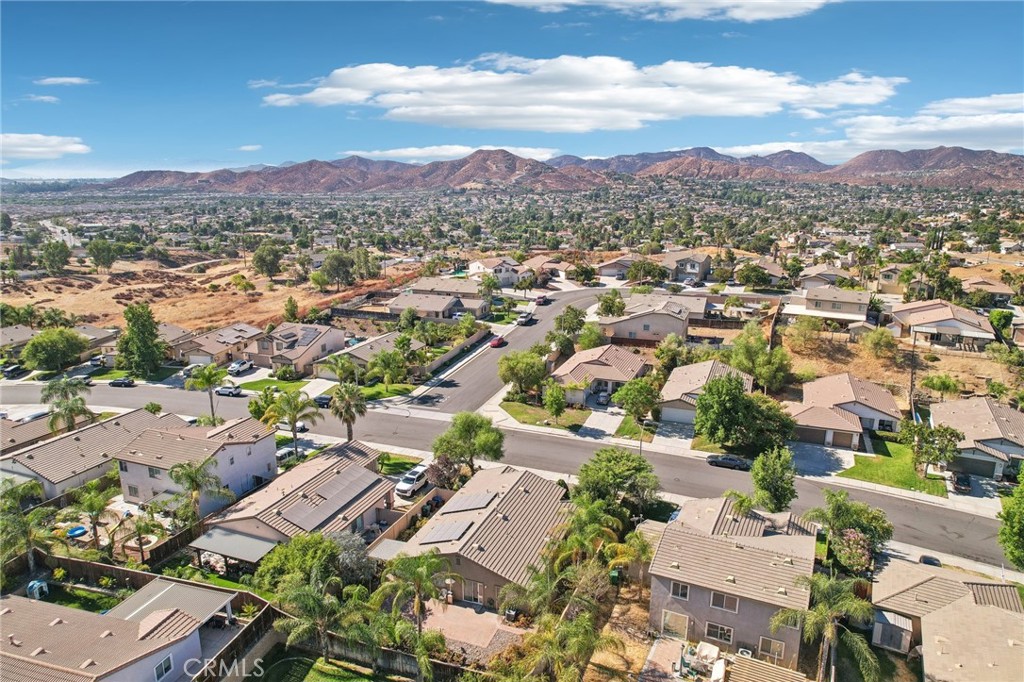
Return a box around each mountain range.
[105,146,1023,193]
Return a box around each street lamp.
[638,418,658,458]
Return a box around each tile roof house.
[318,331,425,374]
[785,373,901,450]
[661,250,711,282]
[0,414,93,456]
[521,254,576,280]
[408,276,484,300]
[782,286,870,326]
[961,276,1015,305]
[170,323,264,367]
[599,293,706,344]
[468,256,527,288]
[869,556,1023,681]
[753,256,786,285]
[658,360,754,424]
[929,397,1024,479]
[114,417,276,517]
[889,299,995,350]
[550,344,649,405]
[387,292,459,319]
[0,324,37,355]
[596,254,639,278]
[798,264,854,289]
[648,497,815,669]
[243,322,347,376]
[199,441,393,565]
[395,466,569,608]
[872,263,930,296]
[0,410,187,499]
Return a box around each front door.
[662,610,689,637]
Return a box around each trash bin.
[609,568,621,586]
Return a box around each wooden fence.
[143,523,202,565]
[369,488,457,547]
[192,605,277,682]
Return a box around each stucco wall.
[602,312,688,342]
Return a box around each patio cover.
[189,527,279,564]
[368,538,408,562]
[875,609,913,631]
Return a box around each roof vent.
[0,608,9,616]
[783,557,793,565]
[80,659,97,669]
[100,630,113,638]
[300,492,308,499]
[7,634,21,646]
[31,647,47,656]
[670,561,680,569]
[275,509,282,515]
[73,436,80,441]
[49,618,64,626]
[113,421,120,426]
[725,575,736,583]
[777,587,788,595]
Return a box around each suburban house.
[888,299,995,350]
[929,397,1023,479]
[114,417,276,516]
[387,292,458,319]
[157,322,194,359]
[387,466,568,608]
[661,250,711,282]
[753,257,786,286]
[317,331,425,376]
[872,263,930,297]
[782,286,869,326]
[869,556,1023,682]
[408,276,484,300]
[521,254,576,280]
[468,256,526,288]
[649,497,815,669]
[0,324,37,357]
[599,294,706,344]
[0,410,187,499]
[0,579,239,682]
[798,264,854,289]
[658,360,754,424]
[0,414,94,456]
[243,322,347,376]
[72,324,120,359]
[169,323,264,366]
[551,344,649,405]
[596,254,638,278]
[961,276,1014,305]
[197,441,394,566]
[784,374,899,450]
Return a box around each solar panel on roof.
[297,327,320,347]
[282,468,379,531]
[441,491,497,515]
[419,519,474,544]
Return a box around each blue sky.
[2,1,1022,178]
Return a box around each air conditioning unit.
[737,649,753,658]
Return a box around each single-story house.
[243,322,347,376]
[961,276,1014,306]
[521,254,575,280]
[387,292,458,319]
[596,255,638,278]
[930,397,1024,479]
[317,331,425,376]
[889,299,995,350]
[169,323,264,366]
[551,344,649,405]
[73,324,119,358]
[157,322,194,359]
[0,324,37,357]
[599,293,707,344]
[753,257,786,286]
[407,276,484,300]
[798,264,854,289]
[782,286,869,327]
[785,403,864,450]
[658,360,754,424]
[801,373,902,433]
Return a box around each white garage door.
[660,407,695,424]
[188,353,214,366]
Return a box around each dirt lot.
[584,584,655,682]
[1,257,420,330]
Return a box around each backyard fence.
[425,328,491,374]
[192,604,277,682]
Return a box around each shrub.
[923,353,940,362]
[52,567,67,582]
[276,366,298,381]
[504,388,529,404]
[793,367,818,383]
[874,430,900,442]
[98,576,116,589]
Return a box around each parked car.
[396,464,429,497]
[683,277,696,287]
[692,281,706,288]
[215,385,242,397]
[227,359,253,375]
[313,394,332,408]
[452,312,468,320]
[615,272,626,281]
[918,555,942,567]
[515,312,533,326]
[595,392,611,406]
[79,376,94,386]
[109,377,136,388]
[276,445,313,463]
[181,364,203,378]
[489,336,505,348]
[952,472,972,494]
[277,420,307,432]
[534,295,549,305]
[89,356,106,367]
[2,365,28,380]
[706,454,752,471]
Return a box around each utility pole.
[909,333,919,421]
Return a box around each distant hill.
[103,146,1022,193]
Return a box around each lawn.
[378,453,422,476]
[360,382,415,400]
[248,644,378,682]
[501,401,591,432]
[238,378,309,393]
[91,366,179,382]
[275,434,294,447]
[643,498,679,522]
[45,584,121,613]
[490,310,519,324]
[615,416,656,442]
[690,434,727,454]
[838,435,948,497]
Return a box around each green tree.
[735,263,771,288]
[261,391,322,462]
[654,333,687,373]
[545,330,575,358]
[990,309,1014,336]
[116,302,167,378]
[478,273,501,299]
[47,395,93,434]
[366,349,408,393]
[143,401,162,415]
[786,317,823,352]
[38,240,71,275]
[735,393,796,453]
[861,327,898,359]
[755,346,792,393]
[751,446,798,512]
[247,386,278,421]
[771,574,878,682]
[72,478,117,551]
[168,457,235,530]
[626,259,667,284]
[498,562,568,618]
[0,212,11,230]
[41,374,91,404]
[255,532,343,594]
[521,612,624,681]
[330,382,366,441]
[319,353,359,384]
[729,320,767,375]
[114,509,166,564]
[921,373,961,401]
[576,447,659,511]
[322,251,354,291]
[597,290,625,317]
[604,530,654,599]
[432,412,504,472]
[86,238,118,272]
[398,306,419,331]
[694,374,747,445]
[283,295,299,322]
[551,496,623,569]
[997,483,1024,570]
[554,305,586,336]
[309,270,329,292]
[899,420,964,478]
[542,381,567,424]
[251,241,283,280]
[20,327,88,371]
[184,363,230,422]
[0,479,56,574]
[805,489,893,558]
[373,550,456,634]
[274,569,344,663]
[497,350,547,396]
[576,323,605,350]
[612,378,659,427]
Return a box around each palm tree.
[522,612,624,680]
[498,562,567,617]
[41,374,91,403]
[604,529,654,600]
[72,479,117,551]
[47,395,93,434]
[319,353,359,384]
[803,489,857,562]
[168,457,235,530]
[551,496,623,569]
[261,390,322,462]
[771,573,878,682]
[921,373,961,402]
[366,350,407,395]
[185,363,230,421]
[275,570,344,664]
[373,550,458,634]
[403,625,446,682]
[0,479,55,574]
[330,382,366,442]
[724,489,757,517]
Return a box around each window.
[705,622,733,644]
[148,467,161,479]
[642,324,651,331]
[154,654,173,681]
[832,302,843,310]
[628,331,637,339]
[670,582,689,600]
[710,592,739,612]
[229,456,235,466]
[759,637,785,663]
[813,301,822,309]
[118,461,128,473]
[858,305,866,312]
[127,485,139,498]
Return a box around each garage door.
[950,457,996,478]
[662,610,689,637]
[661,407,694,424]
[794,427,827,444]
[832,431,855,449]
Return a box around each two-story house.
[782,286,869,327]
[662,250,711,282]
[961,276,1014,306]
[786,373,902,450]
[596,255,639,279]
[798,264,854,289]
[599,294,706,344]
[468,256,526,288]
[169,323,264,367]
[244,322,347,376]
[930,397,1023,479]
[649,497,815,669]
[114,417,276,516]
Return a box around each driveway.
[788,441,856,476]
[578,403,625,438]
[652,422,694,449]
[944,475,1007,517]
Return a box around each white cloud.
[248,77,322,90]
[485,0,836,22]
[264,54,905,132]
[33,76,95,86]
[1,134,91,160]
[920,92,1023,116]
[22,95,60,104]
[342,145,561,162]
[237,144,262,152]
